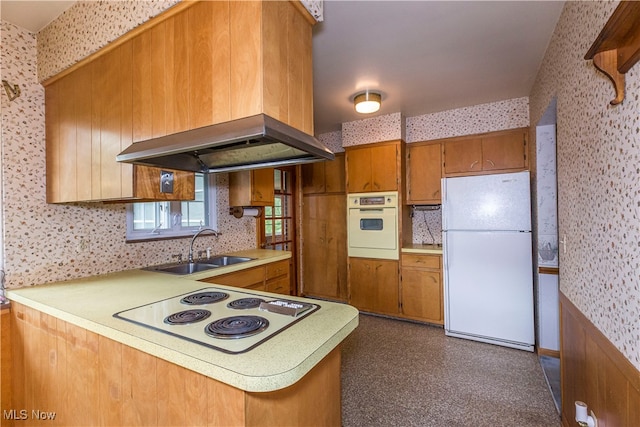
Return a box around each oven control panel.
[348,192,398,208]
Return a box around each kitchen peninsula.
[5,250,358,426]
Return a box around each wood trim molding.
[537,347,560,358]
[560,292,640,426]
[561,293,640,391]
[539,266,559,275]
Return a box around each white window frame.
[125,173,217,242]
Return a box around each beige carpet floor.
[341,314,561,427]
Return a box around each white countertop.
[7,250,359,393]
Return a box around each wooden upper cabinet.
[346,141,401,193]
[45,40,194,203]
[481,131,528,171]
[301,154,345,194]
[442,128,529,177]
[406,142,442,204]
[229,168,275,207]
[44,1,315,203]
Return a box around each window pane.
[181,173,207,228]
[274,197,282,217]
[133,202,170,230]
[265,219,273,237]
[265,206,273,217]
[274,169,282,191]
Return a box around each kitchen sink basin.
[144,262,220,275]
[208,256,254,266]
[143,255,255,275]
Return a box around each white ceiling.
[0,1,565,135]
[1,1,75,33]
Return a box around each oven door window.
[360,218,383,231]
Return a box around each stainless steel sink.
[143,255,254,275]
[144,262,220,275]
[208,256,254,266]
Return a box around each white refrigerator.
[442,171,534,352]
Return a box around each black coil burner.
[180,291,229,305]
[205,315,269,339]
[164,309,211,325]
[227,298,266,310]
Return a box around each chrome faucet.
[188,228,220,263]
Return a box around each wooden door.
[349,258,399,315]
[443,138,483,175]
[407,142,442,204]
[346,148,372,192]
[481,130,527,171]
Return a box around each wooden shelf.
[585,1,640,105]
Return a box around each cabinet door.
[301,162,326,194]
[302,195,347,301]
[266,276,290,295]
[407,143,442,204]
[401,268,442,324]
[481,130,527,171]
[229,169,275,207]
[200,266,265,290]
[370,144,398,191]
[349,258,399,315]
[252,168,275,205]
[324,154,346,193]
[443,138,482,175]
[346,148,372,192]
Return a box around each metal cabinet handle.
[470,160,479,169]
[485,159,495,167]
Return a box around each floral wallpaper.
[529,0,640,368]
[1,20,255,288]
[341,112,405,147]
[406,97,530,143]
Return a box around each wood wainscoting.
[560,293,640,427]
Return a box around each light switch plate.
[160,170,174,193]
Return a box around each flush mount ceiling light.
[354,91,382,114]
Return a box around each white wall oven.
[347,192,399,260]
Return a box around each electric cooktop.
[113,287,320,354]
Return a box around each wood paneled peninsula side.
[5,250,358,426]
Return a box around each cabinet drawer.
[202,266,265,289]
[266,259,289,280]
[266,276,290,295]
[401,254,440,270]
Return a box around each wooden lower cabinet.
[200,259,291,295]
[400,254,443,325]
[302,194,347,301]
[265,259,291,295]
[7,302,341,426]
[1,306,10,420]
[348,258,399,315]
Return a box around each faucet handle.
[171,253,183,263]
